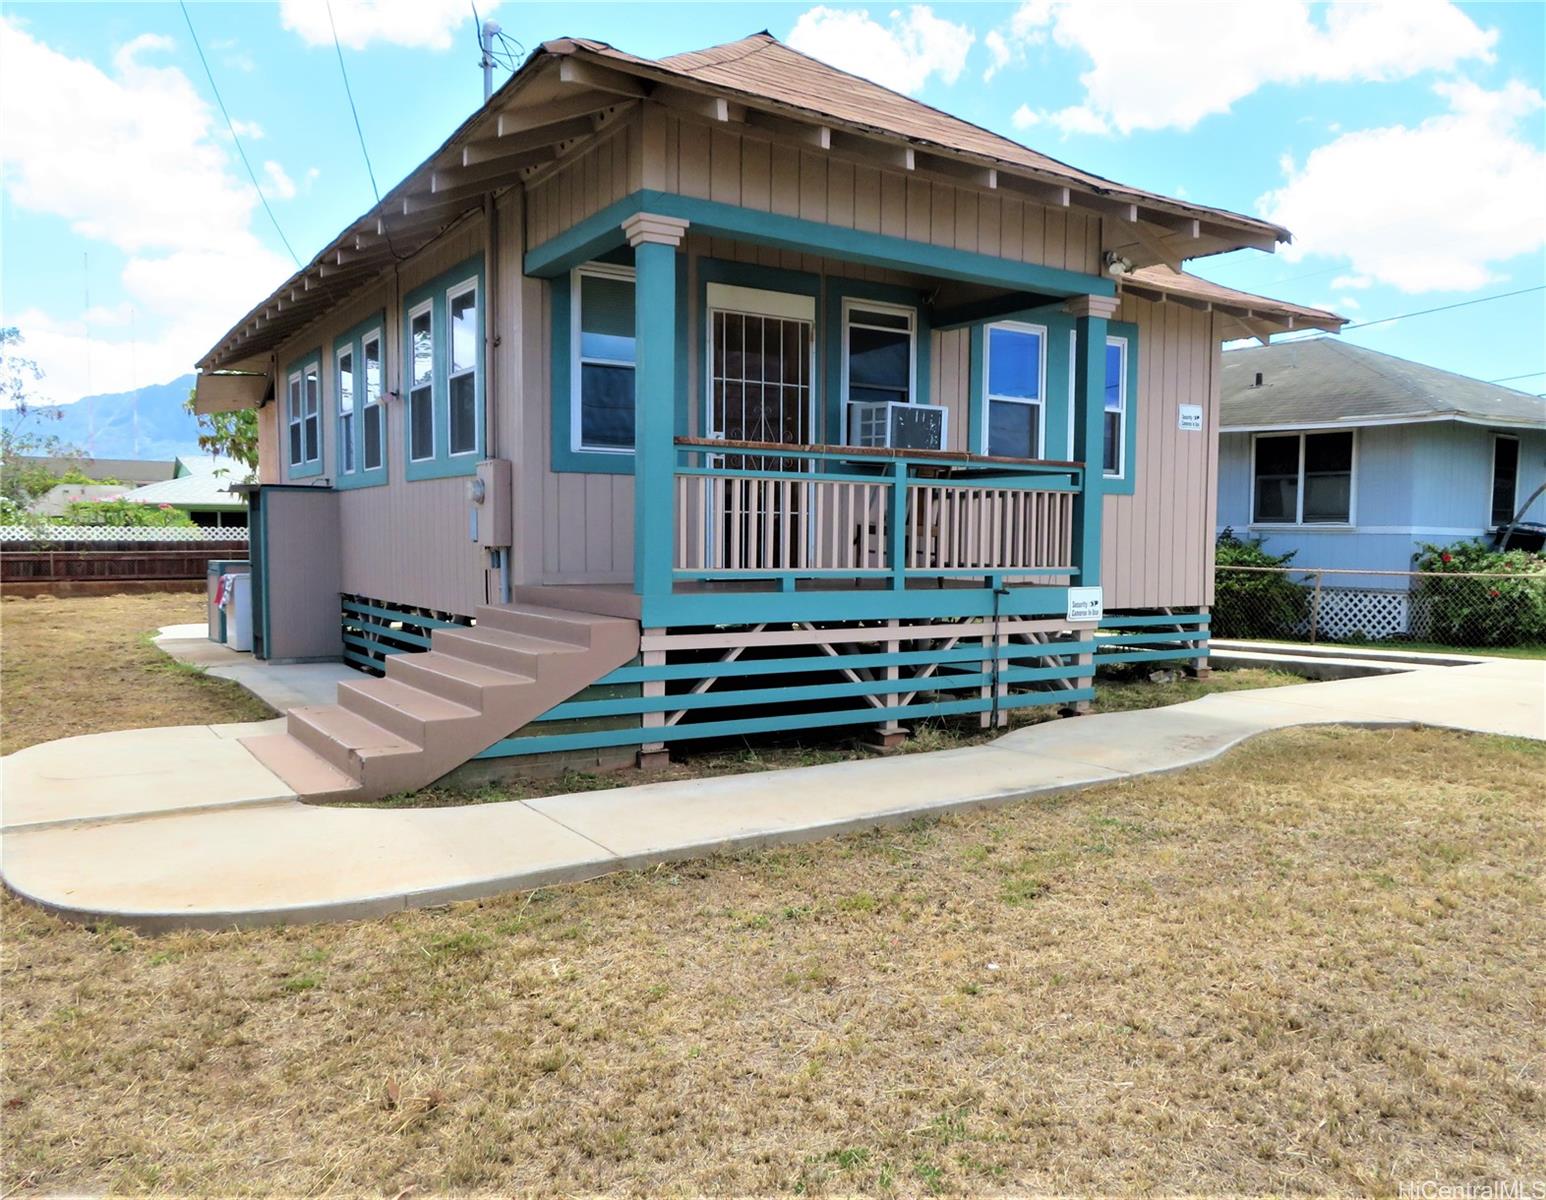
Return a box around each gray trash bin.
[227,574,254,652]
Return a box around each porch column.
[623,213,690,600]
[1065,294,1121,588]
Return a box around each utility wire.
[325,0,405,260]
[1275,284,1546,344]
[1486,371,1546,385]
[179,0,301,268]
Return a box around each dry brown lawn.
[0,593,274,754]
[4,725,1542,1196]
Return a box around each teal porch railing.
[673,438,1083,592]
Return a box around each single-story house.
[118,455,251,527]
[16,455,176,517]
[1216,339,1544,636]
[192,32,1340,801]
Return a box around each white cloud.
[1331,274,1372,290]
[992,0,1496,134]
[787,5,974,95]
[0,19,292,401]
[5,308,206,406]
[1333,296,1361,311]
[279,0,499,52]
[1010,104,1040,130]
[983,30,1011,82]
[261,160,297,201]
[229,117,265,140]
[1260,79,1546,293]
[1043,105,1108,137]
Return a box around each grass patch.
[4,724,1542,1195]
[353,665,1302,810]
[1328,637,1546,661]
[0,594,274,754]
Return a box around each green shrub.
[56,499,196,528]
[1412,540,1546,646]
[1211,529,1309,640]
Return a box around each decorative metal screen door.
[704,285,816,570]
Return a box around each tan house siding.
[1100,295,1217,610]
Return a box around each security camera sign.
[1177,404,1204,431]
[1067,586,1104,623]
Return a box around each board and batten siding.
[1099,297,1220,610]
[270,215,496,618]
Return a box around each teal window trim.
[401,255,484,482]
[551,253,689,476]
[1104,319,1139,496]
[524,191,1114,300]
[332,311,388,490]
[283,349,323,480]
[699,257,821,442]
[823,276,933,445]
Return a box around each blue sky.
[2,0,1542,407]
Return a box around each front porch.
[526,194,1126,629]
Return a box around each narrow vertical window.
[362,331,383,472]
[408,303,434,462]
[302,363,320,464]
[843,301,914,441]
[573,265,637,452]
[287,373,303,466]
[984,323,1044,459]
[1302,431,1353,523]
[1492,435,1520,526]
[448,281,478,456]
[337,348,355,475]
[1103,337,1127,477]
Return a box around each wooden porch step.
[434,625,583,678]
[386,649,532,708]
[337,676,480,744]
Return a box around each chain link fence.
[1213,565,1546,650]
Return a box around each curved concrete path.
[2,655,1540,931]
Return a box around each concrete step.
[1209,640,1480,668]
[475,603,599,647]
[337,676,480,744]
[510,583,641,620]
[287,705,420,783]
[386,649,532,709]
[240,732,364,803]
[434,626,581,679]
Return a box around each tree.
[185,388,259,478]
[0,327,82,522]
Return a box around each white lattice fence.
[1312,587,1411,640]
[0,525,249,543]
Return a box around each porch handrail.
[675,436,1084,481]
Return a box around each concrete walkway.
[1,650,1540,932]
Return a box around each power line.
[1487,370,1546,384]
[1277,284,1546,344]
[326,0,381,204]
[179,0,301,268]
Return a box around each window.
[1492,435,1520,526]
[408,301,434,462]
[1103,337,1127,477]
[1253,431,1354,525]
[362,332,383,472]
[843,300,915,437]
[337,347,355,475]
[285,359,320,475]
[983,322,1044,459]
[572,264,636,453]
[447,281,478,457]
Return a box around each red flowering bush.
[1412,539,1546,646]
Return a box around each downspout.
[483,191,511,605]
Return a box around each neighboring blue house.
[1216,339,1544,634]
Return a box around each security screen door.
[704,285,817,569]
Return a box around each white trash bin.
[227,573,254,652]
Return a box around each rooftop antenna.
[83,251,95,454]
[479,18,500,103]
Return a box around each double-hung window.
[361,331,384,472]
[983,322,1045,459]
[843,300,915,439]
[286,358,321,477]
[408,301,435,463]
[572,263,637,453]
[1253,431,1354,525]
[336,347,356,476]
[1491,435,1520,526]
[448,281,479,457]
[1103,337,1128,478]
